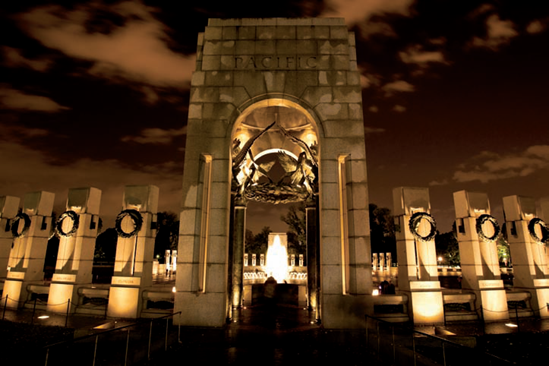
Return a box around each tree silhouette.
[154,211,179,262]
[369,203,397,263]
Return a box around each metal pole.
[178,313,181,343]
[365,317,369,351]
[392,326,396,363]
[148,320,153,360]
[124,329,130,366]
[515,305,520,331]
[92,335,99,366]
[65,299,70,327]
[442,341,447,366]
[2,295,7,320]
[377,321,380,355]
[412,333,417,366]
[44,347,49,366]
[31,297,37,324]
[165,318,169,351]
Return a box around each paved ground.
[2,303,549,365]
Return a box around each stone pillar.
[230,202,246,311]
[176,17,372,328]
[0,196,20,279]
[306,200,319,319]
[503,195,549,318]
[4,191,54,308]
[538,197,549,275]
[453,191,508,321]
[107,185,158,318]
[47,188,101,314]
[393,187,444,325]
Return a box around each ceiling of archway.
[231,105,319,205]
[234,106,317,159]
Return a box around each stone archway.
[174,18,373,329]
[227,102,321,323]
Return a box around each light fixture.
[505,323,518,328]
[38,315,49,319]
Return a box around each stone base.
[409,281,444,325]
[107,286,140,318]
[47,282,76,314]
[173,292,226,327]
[534,279,549,318]
[322,294,372,329]
[478,280,509,321]
[3,275,25,309]
[106,276,143,318]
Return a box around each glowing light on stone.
[266,234,288,283]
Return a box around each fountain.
[266,233,289,283]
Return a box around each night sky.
[1,1,549,234]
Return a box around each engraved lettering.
[233,55,317,70]
[234,57,244,68]
[286,57,295,69]
[261,57,272,68]
[245,56,257,69]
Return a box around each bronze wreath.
[115,209,143,238]
[476,214,500,243]
[55,210,80,237]
[11,212,31,239]
[528,218,549,244]
[409,212,437,243]
[243,183,311,204]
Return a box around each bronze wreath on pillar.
[115,209,143,238]
[11,212,31,238]
[475,214,500,243]
[528,218,549,244]
[55,210,80,237]
[409,212,437,243]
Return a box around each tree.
[245,226,271,254]
[280,202,306,255]
[369,203,397,263]
[435,231,460,266]
[497,236,511,266]
[94,228,118,263]
[154,211,179,262]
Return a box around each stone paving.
[2,304,549,365]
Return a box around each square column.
[47,188,101,314]
[0,196,20,280]
[453,191,508,322]
[504,195,549,318]
[4,191,54,308]
[107,185,158,318]
[393,187,444,325]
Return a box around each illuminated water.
[265,234,288,283]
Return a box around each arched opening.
[228,100,321,326]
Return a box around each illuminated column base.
[409,281,444,325]
[322,294,372,329]
[107,276,142,318]
[174,292,226,327]
[3,272,25,309]
[47,274,77,314]
[533,279,549,318]
[478,280,509,321]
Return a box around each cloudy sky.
[1,0,549,233]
